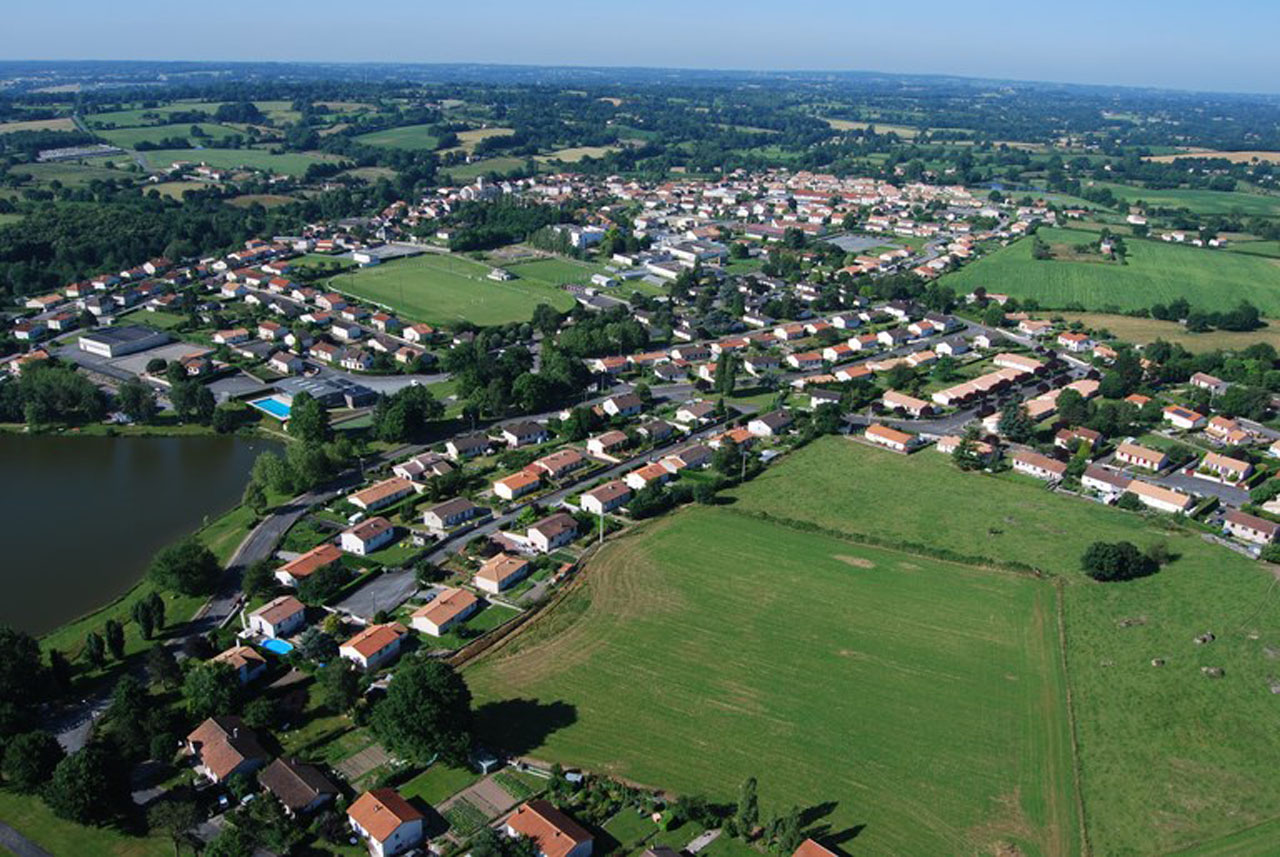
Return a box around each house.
[411,588,480,636]
[877,327,912,348]
[475,554,532,594]
[247,595,306,639]
[1205,416,1249,446]
[1127,480,1194,514]
[268,351,305,375]
[348,789,425,857]
[212,645,268,684]
[349,477,416,511]
[505,800,594,857]
[403,323,435,344]
[1163,405,1207,431]
[1114,442,1169,472]
[587,430,630,458]
[936,337,970,357]
[1224,509,1280,545]
[602,393,644,418]
[1054,426,1102,450]
[213,328,250,345]
[626,462,672,491]
[589,355,629,375]
[339,623,408,670]
[495,470,543,501]
[532,448,589,481]
[581,480,632,515]
[1199,451,1253,484]
[393,451,455,482]
[258,758,339,817]
[340,517,396,556]
[186,717,267,783]
[881,390,932,418]
[935,434,996,461]
[1082,465,1132,499]
[1011,450,1067,482]
[786,351,824,371]
[865,424,916,453]
[503,421,550,448]
[792,840,840,857]
[637,419,675,442]
[747,410,793,437]
[276,543,343,588]
[674,401,716,425]
[992,352,1043,373]
[1190,372,1229,395]
[1057,331,1094,353]
[661,444,712,472]
[1018,319,1053,337]
[446,434,492,460]
[528,513,578,553]
[423,497,480,531]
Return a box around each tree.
[146,797,201,857]
[1218,384,1271,421]
[714,352,738,396]
[370,659,473,766]
[203,825,255,857]
[0,626,46,705]
[776,806,804,854]
[117,378,158,423]
[735,776,759,836]
[288,391,330,444]
[242,697,278,731]
[316,661,363,714]
[1081,541,1157,582]
[131,598,156,640]
[46,745,124,825]
[83,631,105,668]
[183,661,242,720]
[104,619,125,660]
[997,402,1034,443]
[148,536,220,595]
[1056,388,1089,427]
[951,426,985,471]
[295,626,338,662]
[147,645,182,690]
[48,649,72,695]
[242,560,276,600]
[242,479,267,518]
[982,302,1006,328]
[2,730,64,792]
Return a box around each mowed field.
[441,156,529,182]
[943,227,1280,314]
[325,254,574,326]
[1086,181,1280,217]
[0,116,75,134]
[1056,312,1280,352]
[1144,150,1280,165]
[138,148,341,177]
[728,439,1280,855]
[96,122,242,148]
[504,257,611,287]
[354,123,440,150]
[468,508,1079,857]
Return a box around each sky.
[4,0,1280,94]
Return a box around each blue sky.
[5,0,1279,94]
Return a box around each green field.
[442,156,529,182]
[354,123,441,151]
[85,100,301,129]
[469,508,1079,857]
[944,227,1280,313]
[727,438,1280,855]
[1089,182,1280,217]
[10,160,133,187]
[325,253,574,327]
[96,122,242,148]
[138,148,341,177]
[504,257,612,287]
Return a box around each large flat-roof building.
[78,325,170,358]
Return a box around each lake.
[0,433,276,635]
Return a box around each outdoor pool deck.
[249,395,293,420]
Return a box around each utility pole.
[598,510,604,545]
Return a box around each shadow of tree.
[473,697,577,756]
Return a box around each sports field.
[504,257,612,287]
[325,254,574,326]
[469,508,1079,857]
[1055,312,1280,352]
[138,148,341,177]
[728,438,1280,855]
[943,227,1280,314]
[354,123,440,150]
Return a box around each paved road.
[0,822,53,857]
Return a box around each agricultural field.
[535,146,619,163]
[227,193,296,208]
[1086,181,1280,217]
[451,126,515,153]
[0,116,75,134]
[324,253,574,327]
[1144,150,1280,165]
[469,507,1079,857]
[147,180,208,200]
[1055,312,1280,352]
[354,123,440,151]
[728,438,1280,855]
[85,100,301,129]
[821,117,919,138]
[441,156,529,182]
[138,147,342,177]
[96,122,242,149]
[943,227,1280,314]
[9,160,134,187]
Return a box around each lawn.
[325,253,574,327]
[1088,181,1280,217]
[97,122,242,149]
[504,257,612,287]
[728,438,1280,855]
[943,227,1280,314]
[0,789,174,857]
[355,124,440,151]
[468,508,1079,857]
[399,764,481,805]
[10,161,133,187]
[1056,312,1280,352]
[138,148,342,177]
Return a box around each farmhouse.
[1224,509,1280,545]
[339,622,408,670]
[581,480,633,514]
[348,788,425,857]
[349,477,415,511]
[1011,450,1067,482]
[1127,480,1194,515]
[528,513,578,553]
[411,588,480,636]
[186,717,267,784]
[340,516,395,556]
[276,543,343,588]
[1114,442,1168,471]
[505,800,594,857]
[423,497,481,531]
[865,423,916,453]
[475,554,532,594]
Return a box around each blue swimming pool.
[249,396,292,420]
[259,638,294,655]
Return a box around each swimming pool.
[259,638,294,655]
[249,396,293,420]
